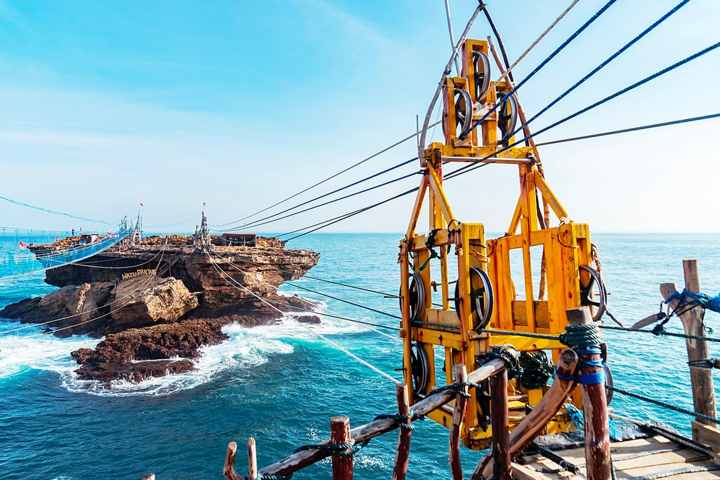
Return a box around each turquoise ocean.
[1,232,719,479]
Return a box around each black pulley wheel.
[454,88,474,139]
[579,265,607,321]
[399,271,425,324]
[444,87,474,140]
[498,93,518,145]
[410,343,430,396]
[472,50,491,101]
[454,267,494,330]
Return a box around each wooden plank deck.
[517,436,720,479]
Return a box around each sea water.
[0,233,718,479]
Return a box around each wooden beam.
[331,416,353,480]
[427,164,455,225]
[491,369,512,480]
[661,260,717,436]
[534,173,569,221]
[405,176,428,239]
[572,308,611,480]
[392,384,412,480]
[247,437,258,480]
[223,441,241,480]
[449,364,469,480]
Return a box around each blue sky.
[0,0,718,234]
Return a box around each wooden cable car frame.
[399,38,600,449]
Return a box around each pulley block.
[472,50,491,101]
[579,265,607,321]
[400,271,426,324]
[454,267,494,330]
[443,87,474,140]
[410,342,430,396]
[498,93,518,145]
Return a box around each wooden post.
[568,307,611,480]
[247,437,258,480]
[223,441,241,480]
[393,384,412,480]
[331,416,353,480]
[473,349,579,480]
[661,260,718,443]
[491,368,511,480]
[449,364,469,480]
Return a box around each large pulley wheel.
[410,342,430,396]
[579,265,607,322]
[443,87,474,140]
[454,267,494,330]
[498,93,518,145]
[472,50,491,101]
[399,271,425,324]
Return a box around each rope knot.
[559,322,601,349]
[479,345,521,379]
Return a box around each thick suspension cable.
[228,169,419,232]
[286,281,401,320]
[0,193,112,225]
[466,0,618,136]
[498,0,581,83]
[448,38,720,179]
[208,255,400,383]
[213,126,439,228]
[535,113,720,147]
[515,0,690,138]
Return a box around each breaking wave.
[0,307,373,397]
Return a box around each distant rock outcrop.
[0,235,320,383]
[71,319,227,383]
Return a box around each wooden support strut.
[331,416,353,480]
[570,307,611,480]
[450,364,469,480]
[661,260,718,440]
[223,441,241,480]
[258,359,507,478]
[491,368,511,480]
[247,437,258,480]
[473,348,579,479]
[393,384,412,480]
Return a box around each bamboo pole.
[449,364,469,480]
[223,441,241,480]
[247,437,258,480]
[259,359,506,477]
[472,349,579,479]
[331,416,353,480]
[392,384,412,480]
[491,369,511,480]
[571,308,611,480]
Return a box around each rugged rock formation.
[0,235,321,382]
[109,276,198,331]
[71,319,227,383]
[0,282,115,337]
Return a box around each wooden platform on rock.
[516,435,720,479]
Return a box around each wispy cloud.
[294,0,401,51]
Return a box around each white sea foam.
[0,325,98,378]
[0,310,374,396]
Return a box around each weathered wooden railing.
[223,307,612,479]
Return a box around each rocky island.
[0,230,319,384]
